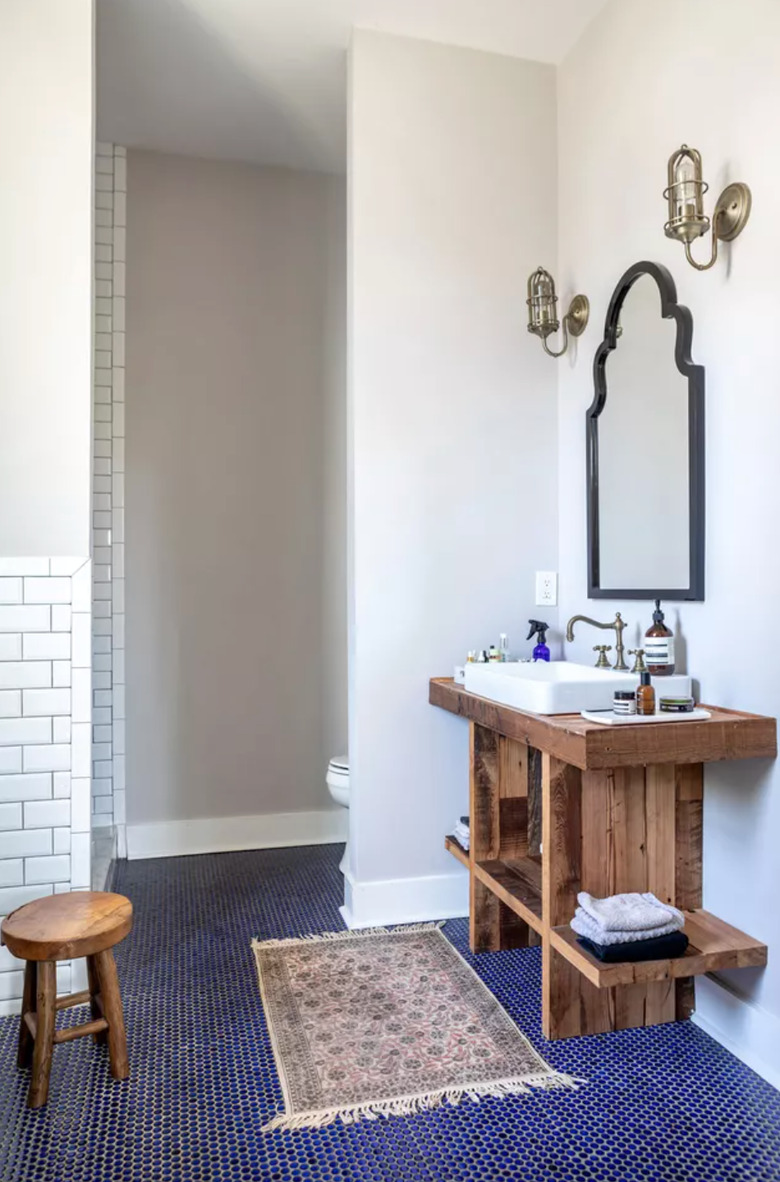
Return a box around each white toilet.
[326,756,349,872]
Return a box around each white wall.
[125,151,347,851]
[0,0,93,558]
[347,31,559,925]
[559,0,780,1083]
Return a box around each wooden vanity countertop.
[430,677,777,771]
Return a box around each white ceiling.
[97,0,608,174]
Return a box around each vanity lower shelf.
[445,838,767,988]
[474,856,543,932]
[550,911,766,988]
[444,834,469,868]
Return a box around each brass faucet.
[565,612,628,671]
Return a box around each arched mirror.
[587,261,705,600]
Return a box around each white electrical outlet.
[535,571,558,606]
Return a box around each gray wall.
[126,150,346,825]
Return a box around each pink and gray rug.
[252,923,578,1131]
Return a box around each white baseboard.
[340,865,468,929]
[692,974,780,1093]
[126,808,348,861]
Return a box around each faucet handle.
[628,648,647,673]
[593,644,613,669]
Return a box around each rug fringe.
[262,1071,583,1132]
[252,921,445,950]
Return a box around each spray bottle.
[527,620,550,663]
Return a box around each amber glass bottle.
[645,599,675,675]
[636,671,656,716]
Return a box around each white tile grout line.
[0,561,91,1006]
[91,141,127,842]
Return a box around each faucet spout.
[565,612,629,671]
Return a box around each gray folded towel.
[571,907,683,946]
[577,891,684,933]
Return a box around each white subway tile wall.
[91,142,126,848]
[0,561,91,1014]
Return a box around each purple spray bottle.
[527,620,550,662]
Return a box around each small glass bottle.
[636,671,656,716]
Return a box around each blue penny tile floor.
[0,844,778,1181]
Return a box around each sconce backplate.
[567,294,590,337]
[714,182,752,242]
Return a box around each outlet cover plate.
[535,571,558,606]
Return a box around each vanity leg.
[542,756,612,1039]
[469,723,536,953]
[674,763,703,1019]
[469,723,501,952]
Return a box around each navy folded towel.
[577,930,689,963]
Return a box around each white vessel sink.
[463,661,692,716]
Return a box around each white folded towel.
[577,891,685,933]
[571,907,683,946]
[453,820,470,850]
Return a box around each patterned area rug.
[252,923,579,1131]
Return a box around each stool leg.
[17,961,37,1069]
[93,949,129,1080]
[29,961,56,1109]
[86,955,107,1044]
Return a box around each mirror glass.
[598,276,689,589]
[588,261,704,601]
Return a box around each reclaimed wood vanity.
[430,677,776,1040]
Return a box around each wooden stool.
[1,891,133,1108]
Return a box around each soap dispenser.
[527,620,551,663]
[645,599,675,675]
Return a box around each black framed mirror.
[587,261,705,601]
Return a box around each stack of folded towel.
[453,816,470,851]
[571,891,689,963]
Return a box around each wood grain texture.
[646,765,677,907]
[444,835,469,869]
[580,770,612,897]
[87,954,109,1045]
[17,960,36,1069]
[498,900,533,950]
[469,723,500,951]
[470,876,502,953]
[612,766,648,895]
[542,755,588,1038]
[676,977,696,1021]
[675,764,703,910]
[470,724,500,862]
[29,960,56,1109]
[430,679,777,769]
[94,949,129,1081]
[527,747,542,857]
[53,1017,110,1045]
[474,857,542,930]
[614,983,648,1031]
[542,755,582,928]
[2,892,133,962]
[498,735,529,858]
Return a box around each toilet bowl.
[326,756,349,872]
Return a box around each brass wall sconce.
[526,267,589,358]
[664,144,752,271]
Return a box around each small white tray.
[581,708,711,726]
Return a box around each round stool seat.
[2,892,133,963]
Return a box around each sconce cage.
[663,143,751,271]
[526,266,589,359]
